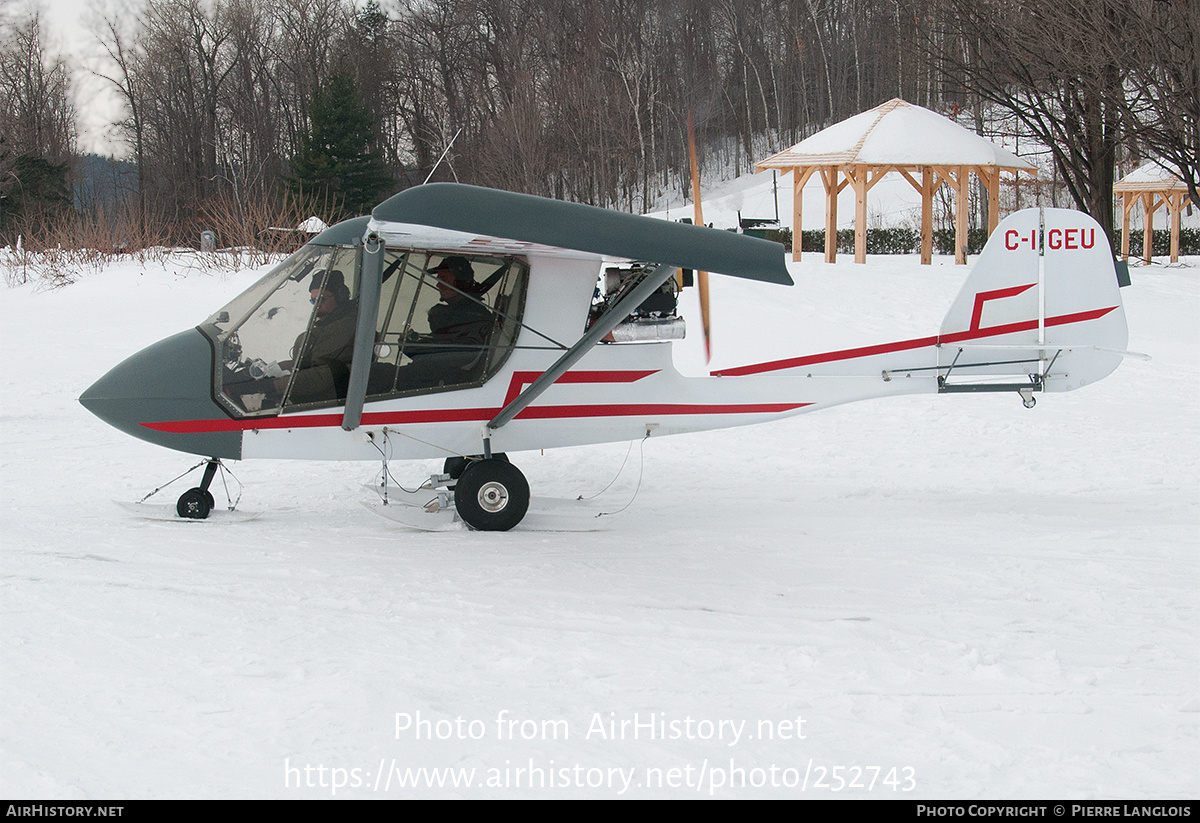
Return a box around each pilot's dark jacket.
[423,295,494,352]
[386,295,495,392]
[288,303,357,402]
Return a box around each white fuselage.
[237,249,942,461]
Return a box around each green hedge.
[788,227,984,255]
[759,227,1199,257]
[1122,228,1200,256]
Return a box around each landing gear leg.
[177,459,220,519]
[442,453,509,487]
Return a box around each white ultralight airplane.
[81,183,1136,530]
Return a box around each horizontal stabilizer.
[947,342,1148,360]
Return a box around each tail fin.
[938,208,1130,395]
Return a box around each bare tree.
[221,0,283,206]
[909,0,1151,240]
[1,4,76,240]
[1119,0,1199,207]
[92,3,150,230]
[0,5,75,160]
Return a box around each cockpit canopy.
[200,239,528,418]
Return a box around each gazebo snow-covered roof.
[1115,162,1190,263]
[757,98,1038,264]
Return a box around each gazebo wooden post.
[849,166,868,263]
[822,166,839,264]
[792,167,803,262]
[791,166,815,262]
[985,167,1000,233]
[921,166,933,265]
[1142,193,1155,264]
[955,165,968,265]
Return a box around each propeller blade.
[688,110,711,362]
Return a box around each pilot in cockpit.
[282,270,357,403]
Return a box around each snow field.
[1,215,1196,797]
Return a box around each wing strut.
[486,262,678,436]
[342,232,384,431]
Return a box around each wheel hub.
[477,481,509,513]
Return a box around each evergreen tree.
[290,71,392,217]
[0,147,73,243]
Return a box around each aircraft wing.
[370,182,792,285]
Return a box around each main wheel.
[453,459,529,531]
[177,487,213,519]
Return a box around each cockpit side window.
[365,251,528,401]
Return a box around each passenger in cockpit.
[420,257,495,353]
[395,256,495,387]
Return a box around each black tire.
[453,459,529,531]
[177,487,213,519]
[443,453,508,481]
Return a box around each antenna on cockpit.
[422,128,463,186]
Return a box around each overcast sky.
[17,0,126,154]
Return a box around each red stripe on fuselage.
[142,402,812,434]
[501,369,657,406]
[712,336,939,377]
[712,306,1119,376]
[510,402,808,420]
[140,368,808,434]
[941,306,1117,344]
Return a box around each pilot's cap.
[431,256,474,284]
[308,270,349,301]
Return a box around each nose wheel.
[176,459,221,519]
[453,459,529,531]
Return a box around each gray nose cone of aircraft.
[80,328,242,459]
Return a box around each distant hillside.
[73,154,138,212]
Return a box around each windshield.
[202,243,361,417]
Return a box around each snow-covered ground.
[2,196,1197,798]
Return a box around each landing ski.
[362,496,611,532]
[115,500,262,523]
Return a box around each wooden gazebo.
[756,98,1037,265]
[1115,162,1191,264]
